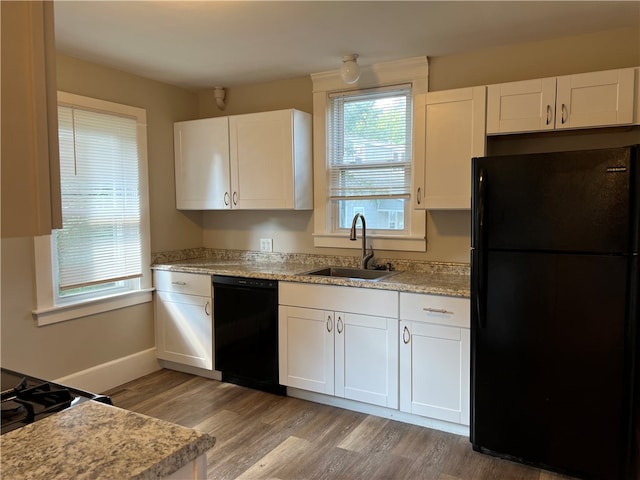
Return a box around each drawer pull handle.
[423,307,454,315]
[403,326,410,344]
[171,281,187,286]
[337,316,343,334]
[204,301,211,316]
[326,315,333,333]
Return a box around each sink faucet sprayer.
[350,213,374,270]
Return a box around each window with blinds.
[55,104,142,299]
[328,85,412,231]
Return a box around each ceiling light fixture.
[214,86,226,110]
[340,54,360,84]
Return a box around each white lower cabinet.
[279,282,398,409]
[399,292,470,425]
[154,271,213,370]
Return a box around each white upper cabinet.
[174,117,230,210]
[487,68,636,134]
[415,86,486,210]
[1,1,62,237]
[174,109,312,210]
[229,110,312,209]
[555,69,635,129]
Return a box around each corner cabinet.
[487,68,636,135]
[279,282,398,409]
[414,86,486,210]
[174,109,312,210]
[154,271,213,370]
[399,292,470,425]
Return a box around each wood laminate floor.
[105,369,577,480]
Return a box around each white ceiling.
[53,1,640,91]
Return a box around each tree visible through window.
[328,85,412,233]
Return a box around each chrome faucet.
[350,213,374,270]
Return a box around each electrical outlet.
[260,238,273,252]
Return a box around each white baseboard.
[54,348,161,394]
[287,387,470,437]
[157,359,222,381]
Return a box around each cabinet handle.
[546,105,553,125]
[423,307,454,315]
[204,301,211,316]
[224,192,230,206]
[403,326,410,344]
[326,315,333,332]
[416,187,422,205]
[561,104,568,124]
[337,316,343,334]
[171,281,187,286]
[232,192,238,205]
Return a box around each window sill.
[32,288,154,327]
[313,233,426,252]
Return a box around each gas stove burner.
[1,400,25,419]
[0,368,112,435]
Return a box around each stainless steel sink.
[298,266,397,282]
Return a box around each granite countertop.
[0,401,215,480]
[152,257,470,298]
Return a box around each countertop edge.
[152,261,470,298]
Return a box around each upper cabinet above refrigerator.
[174,109,313,210]
[486,67,636,135]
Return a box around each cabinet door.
[487,78,556,134]
[400,320,470,425]
[155,291,213,370]
[555,68,635,130]
[229,110,294,209]
[278,306,334,394]
[335,312,399,408]
[420,86,486,210]
[174,117,230,210]
[1,1,62,237]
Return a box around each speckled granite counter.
[152,251,470,298]
[0,401,215,480]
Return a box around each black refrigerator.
[470,145,639,479]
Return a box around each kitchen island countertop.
[0,400,215,480]
[152,258,470,298]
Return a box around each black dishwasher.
[213,275,285,395]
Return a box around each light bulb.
[340,54,360,84]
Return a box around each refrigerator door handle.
[476,168,487,328]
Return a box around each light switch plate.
[260,238,273,252]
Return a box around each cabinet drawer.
[280,282,398,318]
[153,271,212,297]
[400,292,469,328]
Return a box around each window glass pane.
[328,86,412,232]
[336,198,406,231]
[56,104,142,299]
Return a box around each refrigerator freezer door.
[473,147,633,254]
[471,251,629,478]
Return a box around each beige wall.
[429,27,639,91]
[0,55,200,380]
[199,27,639,265]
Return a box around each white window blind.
[328,85,412,200]
[56,105,142,291]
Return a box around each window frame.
[33,91,152,326]
[311,57,428,252]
